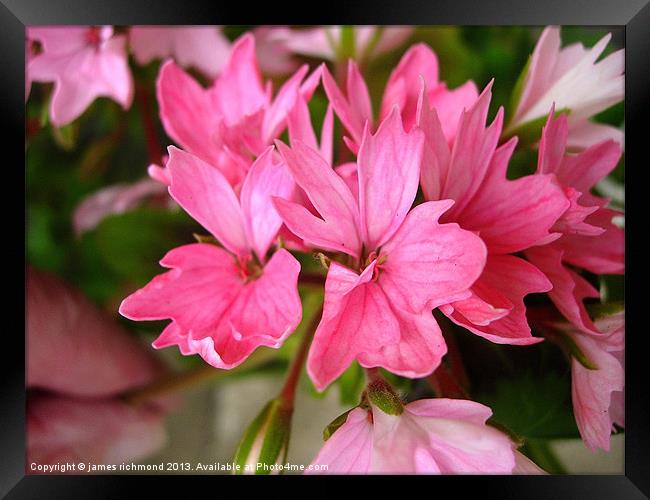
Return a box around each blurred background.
[25,26,624,474]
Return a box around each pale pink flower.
[27,26,133,126]
[268,26,413,64]
[27,267,168,467]
[129,26,231,79]
[273,109,486,390]
[119,146,302,369]
[73,178,168,235]
[308,398,516,474]
[156,33,320,187]
[418,82,569,345]
[509,26,624,150]
[525,110,623,334]
[322,43,478,152]
[569,311,624,452]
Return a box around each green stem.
[279,305,323,408]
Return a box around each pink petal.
[455,137,569,254]
[273,140,361,257]
[444,255,551,345]
[571,334,624,451]
[567,120,624,151]
[262,64,309,142]
[214,33,268,125]
[121,245,301,369]
[560,208,624,275]
[380,200,487,313]
[156,60,223,167]
[306,262,447,391]
[417,82,452,201]
[380,43,440,131]
[130,26,231,78]
[438,83,504,220]
[372,399,515,473]
[27,267,163,398]
[556,140,622,195]
[321,63,370,147]
[525,245,601,334]
[537,107,568,175]
[73,178,167,235]
[428,80,479,143]
[240,147,295,261]
[356,107,424,249]
[307,408,373,474]
[514,26,561,124]
[27,393,166,466]
[166,147,249,256]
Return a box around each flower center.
[237,255,263,283]
[85,26,103,47]
[361,251,387,282]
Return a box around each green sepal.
[367,379,404,416]
[51,122,79,151]
[586,300,624,321]
[323,409,354,441]
[555,331,599,370]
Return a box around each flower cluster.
[28,26,624,474]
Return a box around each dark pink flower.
[273,109,486,390]
[120,146,302,369]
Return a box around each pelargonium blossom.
[525,109,623,335]
[569,311,624,451]
[508,26,624,150]
[308,397,516,473]
[129,26,231,79]
[273,108,487,390]
[418,82,570,345]
[322,43,478,152]
[119,146,302,369]
[27,26,133,127]
[266,26,413,65]
[154,33,320,188]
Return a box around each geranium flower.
[273,109,486,390]
[27,26,133,126]
[308,396,515,473]
[508,26,624,150]
[322,42,478,152]
[419,83,570,345]
[119,146,302,369]
[130,26,231,78]
[155,33,320,187]
[525,109,623,334]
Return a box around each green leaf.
[336,362,365,406]
[478,371,579,440]
[323,409,354,441]
[94,208,195,285]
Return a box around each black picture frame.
[5,0,649,497]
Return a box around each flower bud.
[233,398,292,475]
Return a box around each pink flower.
[569,311,624,451]
[119,146,302,369]
[27,267,168,467]
[156,33,320,187]
[130,26,231,79]
[27,26,133,127]
[419,82,569,345]
[322,42,478,152]
[273,109,486,390]
[72,178,168,235]
[308,398,515,474]
[267,26,413,64]
[525,110,623,334]
[509,26,624,150]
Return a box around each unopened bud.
[233,398,292,475]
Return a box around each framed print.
[3,0,649,497]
